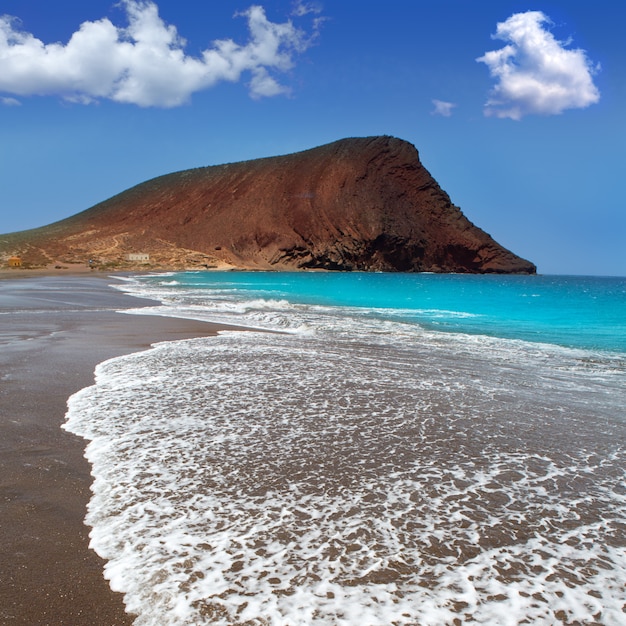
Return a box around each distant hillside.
[0,136,535,273]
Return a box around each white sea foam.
[65,296,626,626]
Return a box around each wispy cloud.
[0,1,321,107]
[1,96,20,106]
[292,2,323,18]
[477,11,600,120]
[431,99,456,117]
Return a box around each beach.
[0,272,227,625]
[3,270,624,625]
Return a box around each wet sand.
[0,273,233,625]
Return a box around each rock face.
[0,136,535,273]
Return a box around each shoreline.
[0,273,238,625]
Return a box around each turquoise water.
[64,271,625,624]
[153,272,626,353]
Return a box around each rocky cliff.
[0,136,535,273]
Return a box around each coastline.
[3,271,624,623]
[0,272,235,625]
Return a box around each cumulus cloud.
[431,99,456,117]
[0,1,320,107]
[476,11,600,120]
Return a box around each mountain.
[0,136,535,273]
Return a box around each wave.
[63,272,626,624]
[64,324,626,624]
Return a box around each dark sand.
[0,273,235,625]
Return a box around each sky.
[1,1,624,276]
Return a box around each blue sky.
[1,1,624,275]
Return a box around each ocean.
[63,272,626,625]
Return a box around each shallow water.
[64,273,626,625]
[117,272,626,352]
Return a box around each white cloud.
[291,1,326,34]
[431,99,456,117]
[0,1,319,107]
[1,96,20,106]
[292,2,323,18]
[476,11,600,120]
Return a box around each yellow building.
[8,256,22,268]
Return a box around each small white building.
[126,253,150,262]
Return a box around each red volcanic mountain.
[0,136,535,273]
